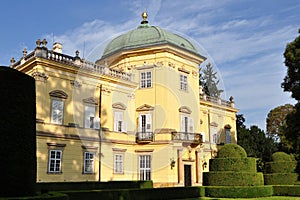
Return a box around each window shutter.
[114,111,124,132]
[122,122,127,132]
[93,117,100,129]
[138,114,143,132]
[85,105,95,128]
[180,115,185,132]
[146,114,152,132]
[188,117,194,133]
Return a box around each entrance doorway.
[184,164,191,186]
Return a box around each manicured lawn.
[179,197,300,200]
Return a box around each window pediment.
[83,97,98,105]
[224,124,232,129]
[112,102,127,110]
[49,90,68,99]
[179,106,192,114]
[136,104,154,111]
[210,122,218,127]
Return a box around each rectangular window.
[51,99,64,125]
[84,152,95,174]
[140,71,152,88]
[180,115,194,133]
[114,111,127,132]
[225,129,231,144]
[139,114,152,133]
[139,155,151,180]
[180,74,188,91]
[114,154,124,174]
[85,105,96,128]
[48,150,62,173]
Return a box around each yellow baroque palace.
[11,13,238,187]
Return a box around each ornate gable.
[112,102,127,110]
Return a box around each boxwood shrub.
[205,185,273,198]
[265,161,297,173]
[209,157,257,172]
[271,152,293,162]
[273,185,300,196]
[217,144,247,158]
[264,173,299,185]
[65,186,205,200]
[203,172,264,186]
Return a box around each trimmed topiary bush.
[264,152,299,185]
[264,173,299,185]
[203,172,264,186]
[205,186,273,198]
[217,144,247,158]
[209,157,257,172]
[272,151,293,162]
[265,161,297,173]
[273,185,300,196]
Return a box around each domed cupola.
[100,12,201,60]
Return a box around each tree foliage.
[237,114,278,167]
[282,29,300,101]
[266,104,295,145]
[200,63,223,97]
[281,29,300,158]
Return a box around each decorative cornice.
[178,66,190,74]
[47,142,66,147]
[32,71,48,82]
[112,148,127,152]
[135,149,154,152]
[70,80,82,88]
[49,90,68,99]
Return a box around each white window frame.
[48,149,62,173]
[83,152,95,174]
[180,74,188,91]
[140,71,152,88]
[84,104,96,129]
[114,153,124,174]
[211,126,219,144]
[50,99,64,125]
[139,155,151,180]
[114,111,127,132]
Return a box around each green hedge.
[209,157,257,172]
[264,173,299,185]
[64,186,205,200]
[265,161,297,173]
[217,144,247,158]
[0,192,68,200]
[272,152,293,162]
[205,185,273,198]
[203,172,264,186]
[36,181,153,192]
[273,185,300,196]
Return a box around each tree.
[266,104,295,145]
[281,29,300,157]
[282,29,300,101]
[200,63,223,97]
[236,114,278,171]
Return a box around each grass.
[178,197,300,200]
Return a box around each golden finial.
[141,11,148,24]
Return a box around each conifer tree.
[200,63,223,97]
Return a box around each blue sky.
[1,0,299,130]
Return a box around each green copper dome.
[101,14,199,59]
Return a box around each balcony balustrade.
[136,132,154,143]
[172,132,203,144]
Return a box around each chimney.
[52,42,62,53]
